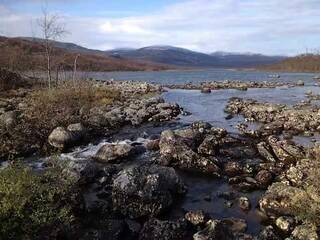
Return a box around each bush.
[0,81,121,158]
[290,148,320,226]
[0,164,80,239]
[0,68,25,91]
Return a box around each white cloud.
[1,0,320,55]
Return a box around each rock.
[239,197,251,211]
[255,170,273,188]
[125,219,141,236]
[275,216,295,234]
[0,111,17,129]
[185,210,208,226]
[140,218,189,240]
[94,143,135,163]
[193,219,234,240]
[257,142,277,162]
[48,127,76,149]
[224,161,243,177]
[297,80,304,86]
[201,88,211,93]
[222,218,247,234]
[159,129,221,176]
[67,123,86,138]
[61,159,99,184]
[112,165,186,218]
[258,225,281,240]
[145,139,160,151]
[291,224,319,240]
[259,182,305,217]
[198,135,220,156]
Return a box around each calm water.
[80,69,319,86]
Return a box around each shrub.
[0,164,80,239]
[0,81,121,158]
[289,148,320,226]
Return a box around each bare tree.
[72,54,80,86]
[38,7,67,88]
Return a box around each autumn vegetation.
[261,53,320,73]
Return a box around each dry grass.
[0,81,121,158]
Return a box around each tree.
[38,7,67,88]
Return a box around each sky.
[0,0,320,56]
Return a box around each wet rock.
[198,135,220,156]
[94,143,135,163]
[224,161,243,177]
[112,165,186,218]
[201,87,212,93]
[193,219,234,240]
[144,139,160,151]
[159,129,221,176]
[275,216,295,234]
[222,218,247,234]
[239,197,251,211]
[185,210,208,226]
[140,218,189,240]
[297,80,304,86]
[61,159,99,184]
[291,224,319,240]
[255,170,273,188]
[217,191,237,200]
[258,225,281,240]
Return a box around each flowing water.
[26,69,320,235]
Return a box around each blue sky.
[1,0,320,55]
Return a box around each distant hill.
[0,36,168,72]
[106,46,286,68]
[106,45,221,67]
[210,51,286,68]
[260,54,320,72]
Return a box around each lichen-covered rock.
[159,129,221,176]
[0,111,17,129]
[238,197,251,211]
[259,182,305,217]
[275,216,295,234]
[112,165,186,218]
[193,219,234,240]
[94,143,135,163]
[140,218,190,240]
[255,170,273,188]
[185,210,208,226]
[258,225,281,240]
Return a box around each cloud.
[1,0,320,55]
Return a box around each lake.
[79,68,318,86]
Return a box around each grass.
[0,163,80,239]
[0,81,121,159]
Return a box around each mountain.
[259,54,320,72]
[106,46,286,68]
[210,51,287,68]
[0,36,168,72]
[106,45,221,67]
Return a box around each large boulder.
[112,165,186,218]
[94,143,135,163]
[48,123,86,149]
[159,130,221,176]
[259,182,305,217]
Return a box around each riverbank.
[1,70,320,239]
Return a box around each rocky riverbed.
[1,77,320,239]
